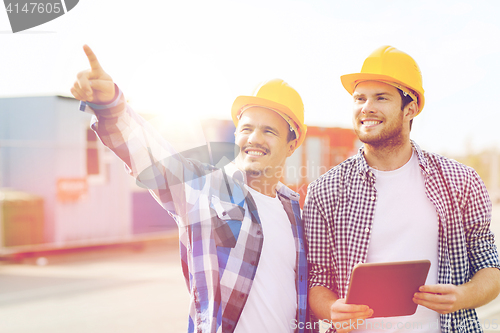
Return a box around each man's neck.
[363,139,413,171]
[246,174,279,197]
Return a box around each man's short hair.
[398,88,415,130]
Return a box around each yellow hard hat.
[231,79,307,147]
[341,45,425,114]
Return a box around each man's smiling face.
[352,80,407,148]
[234,106,295,182]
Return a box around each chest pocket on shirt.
[210,196,245,248]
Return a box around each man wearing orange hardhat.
[71,46,311,333]
[304,46,500,333]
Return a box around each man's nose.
[248,129,265,144]
[361,99,375,114]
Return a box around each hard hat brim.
[231,95,307,147]
[340,73,425,113]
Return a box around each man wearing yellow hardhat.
[304,46,500,333]
[71,45,311,333]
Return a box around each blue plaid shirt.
[87,88,309,333]
[304,141,500,333]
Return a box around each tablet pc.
[345,260,430,318]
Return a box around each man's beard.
[244,166,273,178]
[246,169,264,177]
[244,165,283,180]
[355,115,405,149]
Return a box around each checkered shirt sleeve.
[89,89,201,223]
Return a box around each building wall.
[0,96,133,247]
[1,96,60,243]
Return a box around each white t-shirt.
[234,185,297,333]
[358,152,440,333]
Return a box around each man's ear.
[405,100,419,120]
[287,139,298,157]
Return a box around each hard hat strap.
[380,81,418,105]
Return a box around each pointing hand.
[71,45,115,105]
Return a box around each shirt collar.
[356,140,430,181]
[276,181,301,201]
[356,146,374,183]
[410,140,431,176]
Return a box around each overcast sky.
[1,0,499,156]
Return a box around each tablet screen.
[345,260,431,318]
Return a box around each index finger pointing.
[83,44,103,71]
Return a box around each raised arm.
[70,45,209,223]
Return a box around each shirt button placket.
[366,193,375,237]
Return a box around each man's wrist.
[87,84,121,110]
